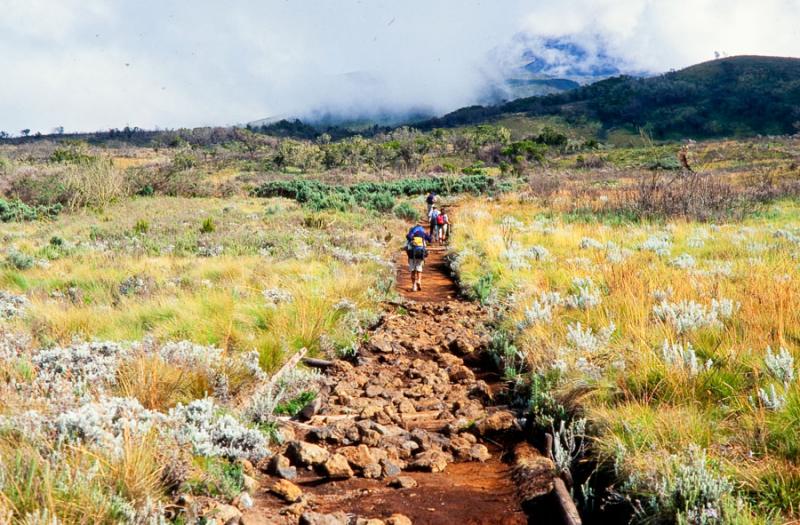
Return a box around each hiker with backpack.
[438,207,449,243]
[406,225,431,292]
[428,205,441,241]
[426,192,437,214]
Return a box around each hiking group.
[405,192,449,292]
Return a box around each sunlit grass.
[453,195,800,519]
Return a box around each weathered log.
[512,442,555,503]
[554,477,582,525]
[302,357,334,369]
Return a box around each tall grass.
[452,195,800,520]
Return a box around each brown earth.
[395,243,458,303]
[241,219,533,525]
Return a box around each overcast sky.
[2,0,799,134]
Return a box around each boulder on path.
[338,444,375,470]
[475,410,517,435]
[288,440,330,467]
[270,479,303,503]
[322,453,354,479]
[408,450,452,473]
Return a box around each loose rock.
[288,441,330,467]
[206,503,242,525]
[386,515,413,525]
[300,511,349,525]
[270,479,303,503]
[322,453,354,479]
[388,476,418,489]
[269,454,297,480]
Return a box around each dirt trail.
[395,242,458,303]
[244,219,531,525]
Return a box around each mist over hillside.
[249,35,634,130]
[414,55,800,138]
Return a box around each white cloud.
[0,0,798,134]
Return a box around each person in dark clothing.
[426,192,437,214]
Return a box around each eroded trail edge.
[245,242,542,525]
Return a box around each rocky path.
[242,230,533,525]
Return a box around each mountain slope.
[416,56,800,138]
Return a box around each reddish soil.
[250,448,526,524]
[395,244,458,303]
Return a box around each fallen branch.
[554,478,582,525]
[269,348,308,387]
[302,357,334,369]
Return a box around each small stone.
[339,444,375,470]
[448,339,475,355]
[360,404,384,419]
[386,514,413,525]
[282,501,309,517]
[448,365,475,383]
[476,410,516,435]
[278,424,296,443]
[362,462,383,479]
[270,479,303,503]
[388,476,418,489]
[233,492,254,510]
[448,435,473,459]
[242,474,259,493]
[399,440,419,458]
[408,450,451,473]
[468,444,491,462]
[300,511,349,525]
[322,453,354,479]
[381,458,402,478]
[269,454,297,480]
[369,338,394,353]
[397,399,416,414]
[288,441,330,467]
[206,503,242,525]
[365,384,384,398]
[356,520,385,525]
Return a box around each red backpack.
[436,214,445,225]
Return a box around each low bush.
[0,198,61,222]
[393,201,420,221]
[251,174,508,212]
[6,249,35,270]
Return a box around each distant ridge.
[414,55,800,138]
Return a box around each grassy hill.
[416,56,800,139]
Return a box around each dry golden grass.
[115,354,211,411]
[453,194,800,518]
